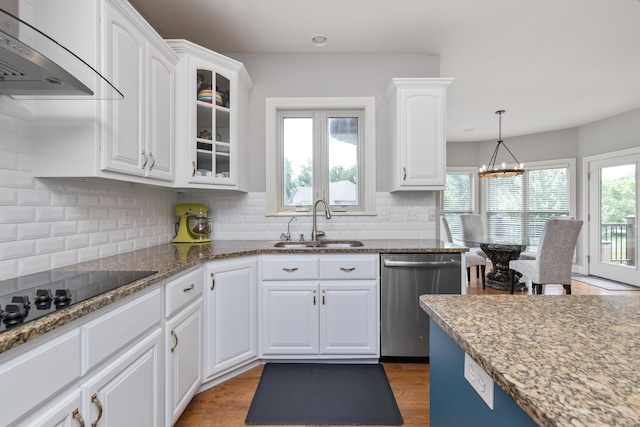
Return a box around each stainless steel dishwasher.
[380,253,462,360]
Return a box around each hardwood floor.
[175,271,639,427]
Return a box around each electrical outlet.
[406,207,418,221]
[122,209,132,227]
[378,207,390,220]
[428,208,436,221]
[464,353,494,409]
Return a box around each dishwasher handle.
[383,259,460,268]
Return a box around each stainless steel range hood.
[0,8,123,100]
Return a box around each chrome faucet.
[311,199,332,241]
[280,216,296,241]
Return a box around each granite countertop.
[0,239,465,355]
[419,294,640,427]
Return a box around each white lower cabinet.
[204,257,258,378]
[7,288,163,427]
[81,329,162,426]
[163,267,203,427]
[260,254,379,359]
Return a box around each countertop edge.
[0,239,466,354]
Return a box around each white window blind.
[486,166,570,246]
[443,170,475,240]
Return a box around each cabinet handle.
[91,394,103,427]
[282,267,299,272]
[148,152,156,170]
[313,290,316,305]
[403,167,407,181]
[211,273,215,290]
[192,161,197,176]
[183,283,195,292]
[171,330,179,352]
[340,267,356,272]
[141,150,149,169]
[322,289,326,305]
[72,408,85,427]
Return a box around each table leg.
[480,244,527,292]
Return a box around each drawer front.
[165,267,203,317]
[319,255,379,280]
[261,256,319,280]
[82,288,161,372]
[0,330,81,426]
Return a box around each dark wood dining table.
[470,238,529,291]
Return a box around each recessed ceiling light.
[311,34,328,47]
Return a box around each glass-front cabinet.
[168,40,252,190]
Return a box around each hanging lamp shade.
[478,110,524,178]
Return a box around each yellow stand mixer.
[172,203,212,243]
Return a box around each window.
[484,159,576,247]
[266,97,376,216]
[442,168,477,241]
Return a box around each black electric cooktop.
[0,270,157,333]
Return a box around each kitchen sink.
[274,240,364,249]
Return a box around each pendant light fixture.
[478,110,524,178]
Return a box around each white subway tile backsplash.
[51,222,78,237]
[18,189,51,205]
[0,224,18,242]
[36,237,66,254]
[18,223,50,240]
[0,240,35,260]
[0,260,18,280]
[36,207,65,222]
[18,255,52,276]
[66,234,90,250]
[0,206,37,223]
[52,250,79,268]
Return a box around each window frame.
[265,97,376,216]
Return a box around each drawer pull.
[282,267,299,272]
[91,394,103,427]
[183,283,195,292]
[313,290,316,305]
[171,330,178,352]
[340,267,356,272]
[72,409,85,427]
[211,273,215,290]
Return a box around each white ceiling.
[129,0,640,142]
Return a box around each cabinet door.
[147,43,175,181]
[83,329,162,427]
[399,88,445,187]
[102,3,146,177]
[166,299,202,426]
[13,389,83,427]
[261,282,320,355]
[205,258,257,378]
[319,281,378,355]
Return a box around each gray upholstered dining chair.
[441,216,487,288]
[508,218,583,294]
[460,214,485,247]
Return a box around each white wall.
[0,97,177,280]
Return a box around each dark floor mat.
[245,363,404,425]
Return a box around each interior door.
[588,154,639,285]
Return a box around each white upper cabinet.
[32,0,178,185]
[386,78,454,191]
[168,39,253,191]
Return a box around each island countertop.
[0,239,465,354]
[419,294,640,427]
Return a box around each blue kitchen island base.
[430,319,538,426]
